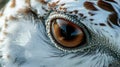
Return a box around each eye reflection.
[51,18,86,48]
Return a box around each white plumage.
[0,0,120,67]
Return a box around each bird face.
[0,0,120,67]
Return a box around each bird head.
[0,0,120,67]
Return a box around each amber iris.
[51,18,85,48]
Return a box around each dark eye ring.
[46,12,90,52]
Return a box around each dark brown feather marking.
[48,0,60,8]
[107,21,113,28]
[74,10,78,14]
[90,19,94,21]
[79,13,84,17]
[108,13,118,26]
[8,15,17,20]
[88,12,95,16]
[84,1,98,11]
[17,8,31,15]
[99,23,106,26]
[103,0,116,3]
[97,0,115,12]
[59,7,67,11]
[37,0,48,4]
[61,3,65,6]
[98,0,119,26]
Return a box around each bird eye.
[51,18,85,48]
[46,13,90,52]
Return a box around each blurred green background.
[0,0,9,9]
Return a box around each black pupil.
[60,24,76,40]
[55,19,80,40]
